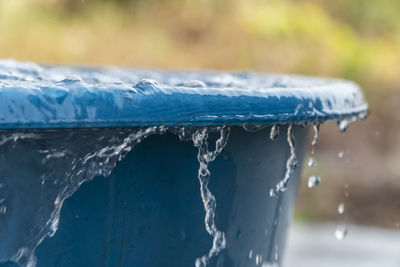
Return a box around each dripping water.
[337,111,368,132]
[192,126,230,267]
[269,125,279,141]
[307,123,319,167]
[270,125,297,197]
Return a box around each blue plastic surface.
[0,60,368,129]
[0,126,308,267]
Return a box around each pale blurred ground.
[284,223,400,267]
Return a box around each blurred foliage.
[0,0,399,101]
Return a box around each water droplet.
[0,205,6,215]
[307,176,320,188]
[133,78,159,92]
[308,157,317,167]
[255,254,262,265]
[243,124,265,132]
[337,116,357,132]
[236,230,242,239]
[270,125,279,141]
[311,123,319,147]
[177,80,207,88]
[248,250,253,259]
[335,225,347,240]
[338,151,344,158]
[338,203,344,214]
[59,75,83,83]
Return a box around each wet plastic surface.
[0,60,368,129]
[0,126,308,267]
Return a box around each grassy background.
[1,0,399,228]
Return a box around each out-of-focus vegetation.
[0,0,399,228]
[1,0,399,98]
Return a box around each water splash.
[270,125,297,197]
[192,126,230,267]
[0,127,164,267]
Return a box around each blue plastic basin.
[0,60,368,267]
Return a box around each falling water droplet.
[338,203,344,214]
[335,225,347,240]
[338,151,344,158]
[270,125,279,141]
[307,176,320,188]
[308,157,317,167]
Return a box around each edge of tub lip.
[0,60,370,130]
[0,106,369,130]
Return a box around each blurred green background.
[1,0,399,228]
